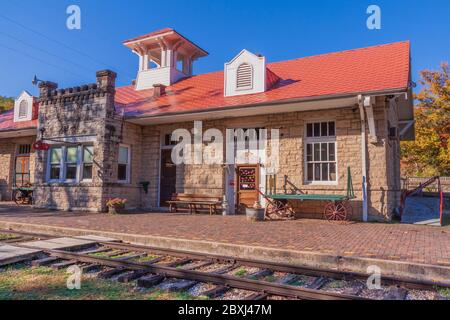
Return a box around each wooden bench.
[167,193,222,215]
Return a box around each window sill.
[304,181,339,186]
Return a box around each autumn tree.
[401,62,450,177]
[0,96,14,112]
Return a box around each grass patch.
[135,255,159,263]
[234,269,248,277]
[264,275,276,283]
[435,286,450,297]
[0,265,199,300]
[0,234,17,241]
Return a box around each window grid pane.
[305,139,337,182]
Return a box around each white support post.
[364,96,377,142]
[359,95,369,222]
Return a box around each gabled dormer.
[14,91,37,122]
[224,49,280,97]
[123,28,208,91]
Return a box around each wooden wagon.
[260,167,356,221]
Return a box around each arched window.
[236,63,253,89]
[18,100,28,119]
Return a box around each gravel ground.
[188,282,216,297]
[217,288,255,300]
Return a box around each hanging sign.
[33,140,50,151]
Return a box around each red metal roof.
[0,41,410,132]
[116,41,410,119]
[0,109,37,132]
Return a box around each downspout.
[358,95,369,222]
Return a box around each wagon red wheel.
[324,201,348,221]
[13,190,24,205]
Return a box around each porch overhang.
[0,128,37,139]
[125,88,410,126]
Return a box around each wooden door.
[237,165,259,209]
[15,156,31,187]
[160,149,176,206]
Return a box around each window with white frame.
[47,145,94,183]
[118,145,130,182]
[82,146,94,180]
[305,121,337,183]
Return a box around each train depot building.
[0,29,415,222]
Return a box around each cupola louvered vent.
[236,63,253,89]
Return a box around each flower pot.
[245,207,265,222]
[108,205,125,215]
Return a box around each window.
[236,63,253,89]
[18,100,28,119]
[64,147,78,180]
[82,146,94,180]
[49,148,62,181]
[18,144,31,155]
[47,145,94,183]
[305,121,337,183]
[118,145,130,182]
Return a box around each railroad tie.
[31,257,60,267]
[201,286,231,298]
[384,287,408,300]
[247,269,273,280]
[137,274,165,288]
[307,277,330,290]
[80,264,102,273]
[276,274,300,285]
[245,292,269,300]
[51,260,78,270]
[160,279,198,292]
[78,247,112,255]
[97,268,129,279]
[163,258,192,268]
[182,260,214,271]
[116,253,146,261]
[117,270,149,283]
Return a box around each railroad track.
[1,229,448,300]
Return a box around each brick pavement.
[0,204,448,266]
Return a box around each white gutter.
[358,95,369,222]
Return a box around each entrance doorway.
[237,164,260,211]
[159,149,176,206]
[15,156,31,187]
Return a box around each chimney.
[153,84,166,98]
[38,81,58,98]
[96,70,117,89]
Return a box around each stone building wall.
[136,96,400,221]
[0,136,36,201]
[34,70,118,212]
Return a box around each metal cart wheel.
[324,201,349,221]
[13,190,24,205]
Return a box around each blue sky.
[0,0,448,97]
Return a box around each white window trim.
[46,144,94,184]
[81,145,94,182]
[304,121,338,186]
[117,144,131,184]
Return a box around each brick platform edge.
[0,220,448,284]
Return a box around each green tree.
[0,96,14,112]
[401,62,450,176]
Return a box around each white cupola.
[14,91,36,122]
[224,49,273,97]
[123,28,208,91]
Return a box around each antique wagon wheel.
[265,199,294,220]
[13,190,24,205]
[324,201,348,221]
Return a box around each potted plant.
[245,201,265,222]
[106,198,127,214]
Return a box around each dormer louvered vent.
[236,63,253,89]
[18,100,28,119]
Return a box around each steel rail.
[100,241,450,291]
[38,248,365,300]
[3,229,448,291]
